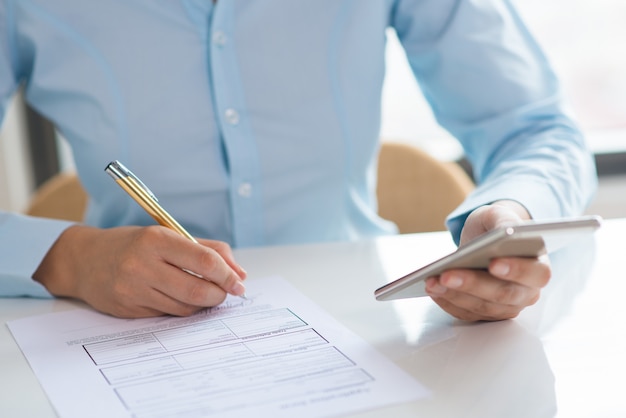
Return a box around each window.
[516,0,626,153]
[381,0,626,159]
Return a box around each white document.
[8,276,427,418]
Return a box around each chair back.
[25,172,87,222]
[376,141,474,233]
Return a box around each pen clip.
[105,160,158,202]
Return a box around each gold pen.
[105,160,197,243]
[104,160,247,299]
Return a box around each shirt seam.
[4,0,22,82]
[19,0,130,162]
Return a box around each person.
[0,1,596,321]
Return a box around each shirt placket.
[209,4,265,247]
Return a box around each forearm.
[33,224,95,298]
[446,123,597,245]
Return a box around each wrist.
[32,225,95,298]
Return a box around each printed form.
[8,276,428,418]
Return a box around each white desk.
[2,218,625,417]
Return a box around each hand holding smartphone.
[374,216,602,302]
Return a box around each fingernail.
[231,280,246,296]
[238,265,248,279]
[443,275,463,288]
[426,278,447,295]
[491,262,510,277]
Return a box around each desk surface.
[2,218,625,418]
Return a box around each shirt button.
[224,108,240,125]
[212,31,227,46]
[238,182,252,198]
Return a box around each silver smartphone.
[374,215,602,301]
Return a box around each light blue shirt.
[0,0,597,298]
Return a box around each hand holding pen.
[33,162,247,319]
[105,160,247,293]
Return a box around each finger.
[425,269,540,321]
[92,274,200,318]
[460,203,528,245]
[151,262,229,309]
[198,239,248,280]
[437,268,540,308]
[102,264,227,318]
[430,294,520,322]
[426,276,528,320]
[488,256,551,288]
[153,230,246,297]
[111,286,211,318]
[432,254,550,306]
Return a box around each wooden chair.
[25,172,88,222]
[376,141,474,233]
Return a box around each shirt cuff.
[0,213,74,298]
[445,178,563,246]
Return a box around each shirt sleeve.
[0,214,74,298]
[1,2,74,298]
[391,0,598,244]
[1,0,18,121]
